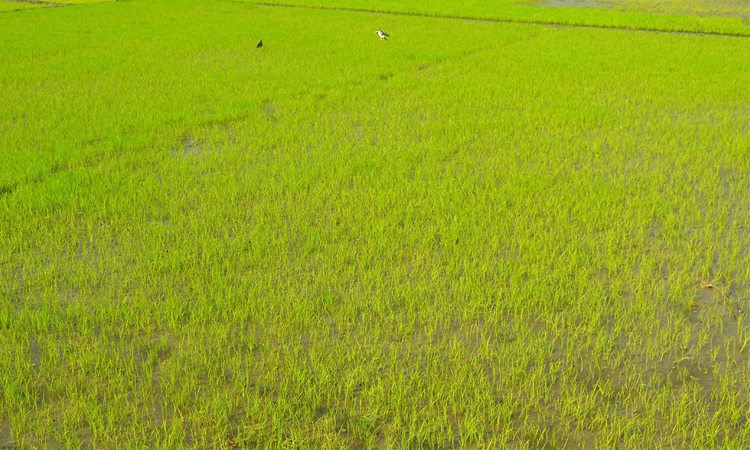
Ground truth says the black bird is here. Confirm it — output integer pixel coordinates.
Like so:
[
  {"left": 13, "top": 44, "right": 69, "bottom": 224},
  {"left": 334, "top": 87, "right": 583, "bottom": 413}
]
[
  {"left": 375, "top": 30, "right": 389, "bottom": 40},
  {"left": 256, "top": 41, "right": 263, "bottom": 48}
]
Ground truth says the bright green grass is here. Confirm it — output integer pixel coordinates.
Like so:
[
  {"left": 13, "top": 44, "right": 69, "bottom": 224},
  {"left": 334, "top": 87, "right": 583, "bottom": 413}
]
[
  {"left": 251, "top": 0, "right": 750, "bottom": 35},
  {"left": 2, "top": 0, "right": 749, "bottom": 449}
]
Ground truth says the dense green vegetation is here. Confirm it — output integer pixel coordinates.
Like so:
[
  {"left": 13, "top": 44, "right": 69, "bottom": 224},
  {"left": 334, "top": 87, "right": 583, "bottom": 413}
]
[{"left": 1, "top": 0, "right": 749, "bottom": 449}]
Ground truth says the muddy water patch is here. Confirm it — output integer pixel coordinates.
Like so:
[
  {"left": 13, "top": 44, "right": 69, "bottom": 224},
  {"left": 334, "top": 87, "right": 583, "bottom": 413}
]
[
  {"left": 176, "top": 133, "right": 202, "bottom": 157},
  {"left": 693, "top": 282, "right": 745, "bottom": 318},
  {"left": 263, "top": 99, "right": 278, "bottom": 123},
  {"left": 173, "top": 125, "right": 238, "bottom": 158}
]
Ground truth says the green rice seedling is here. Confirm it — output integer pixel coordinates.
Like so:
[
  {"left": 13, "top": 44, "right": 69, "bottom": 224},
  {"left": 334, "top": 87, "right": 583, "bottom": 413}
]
[{"left": 1, "top": 0, "right": 749, "bottom": 448}]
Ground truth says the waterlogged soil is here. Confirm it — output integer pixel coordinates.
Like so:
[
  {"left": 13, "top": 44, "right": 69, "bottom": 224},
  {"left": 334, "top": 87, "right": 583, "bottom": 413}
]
[
  {"left": 5, "top": 292, "right": 746, "bottom": 450},
  {"left": 687, "top": 284, "right": 747, "bottom": 381},
  {"left": 178, "top": 133, "right": 202, "bottom": 156}
]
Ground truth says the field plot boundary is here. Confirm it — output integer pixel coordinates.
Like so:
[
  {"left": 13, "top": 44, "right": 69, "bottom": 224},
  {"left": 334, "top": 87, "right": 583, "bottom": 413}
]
[
  {"left": 0, "top": 0, "right": 65, "bottom": 12},
  {"left": 255, "top": 1, "right": 750, "bottom": 36},
  {"left": 3, "top": 0, "right": 69, "bottom": 6},
  {"left": 0, "top": 0, "right": 124, "bottom": 11}
]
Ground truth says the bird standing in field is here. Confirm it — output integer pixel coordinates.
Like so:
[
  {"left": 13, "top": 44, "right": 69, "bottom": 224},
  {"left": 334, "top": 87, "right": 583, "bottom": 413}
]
[
  {"left": 256, "top": 41, "right": 263, "bottom": 48},
  {"left": 375, "top": 30, "right": 389, "bottom": 40}
]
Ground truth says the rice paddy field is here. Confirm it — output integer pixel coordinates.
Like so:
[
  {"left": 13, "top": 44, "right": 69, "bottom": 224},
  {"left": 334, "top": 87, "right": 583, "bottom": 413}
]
[{"left": 1, "top": 0, "right": 749, "bottom": 449}]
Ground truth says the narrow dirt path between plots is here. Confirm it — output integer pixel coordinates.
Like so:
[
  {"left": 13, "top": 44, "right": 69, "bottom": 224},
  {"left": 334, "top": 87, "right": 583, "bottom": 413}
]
[
  {"left": 3, "top": 0, "right": 69, "bottom": 6},
  {"left": 256, "top": 2, "right": 750, "bottom": 38}
]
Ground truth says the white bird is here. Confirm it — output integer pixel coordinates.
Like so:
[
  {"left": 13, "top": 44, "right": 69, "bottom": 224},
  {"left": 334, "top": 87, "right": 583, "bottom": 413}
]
[{"left": 375, "top": 30, "right": 389, "bottom": 40}]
